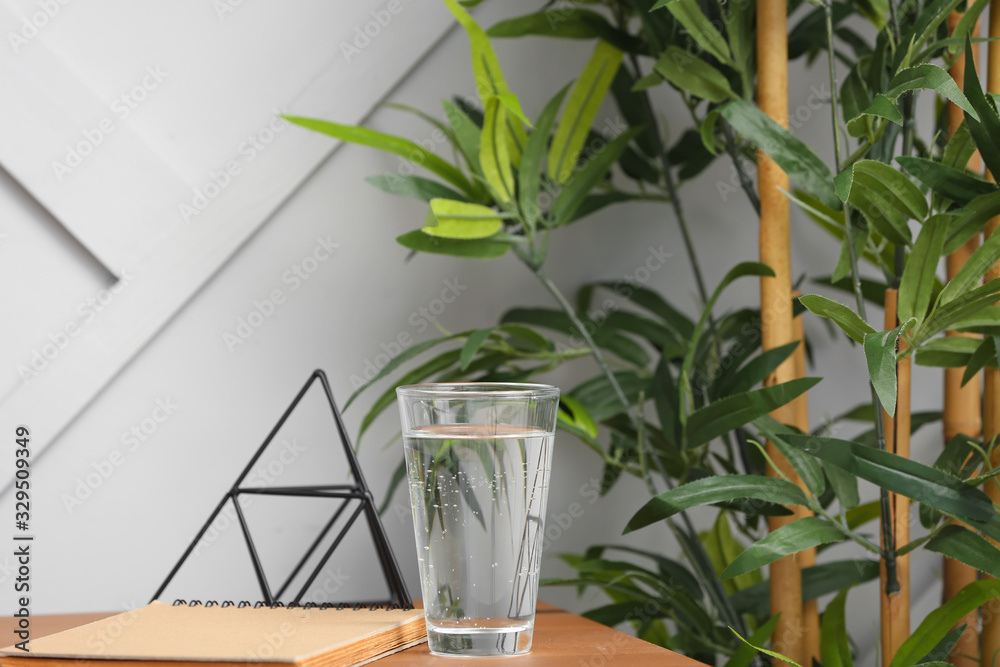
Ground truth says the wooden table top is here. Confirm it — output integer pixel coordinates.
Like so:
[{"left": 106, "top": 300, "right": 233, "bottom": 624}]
[{"left": 1, "top": 602, "right": 705, "bottom": 665}]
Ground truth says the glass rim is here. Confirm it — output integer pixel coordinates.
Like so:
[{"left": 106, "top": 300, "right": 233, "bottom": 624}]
[{"left": 396, "top": 382, "right": 560, "bottom": 399}]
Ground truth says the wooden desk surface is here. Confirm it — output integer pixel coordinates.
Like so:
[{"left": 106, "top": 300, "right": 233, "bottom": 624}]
[{"left": 1, "top": 603, "right": 705, "bottom": 665}]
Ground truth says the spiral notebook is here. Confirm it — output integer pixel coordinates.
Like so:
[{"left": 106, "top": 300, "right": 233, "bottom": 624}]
[{"left": 0, "top": 601, "right": 426, "bottom": 667}]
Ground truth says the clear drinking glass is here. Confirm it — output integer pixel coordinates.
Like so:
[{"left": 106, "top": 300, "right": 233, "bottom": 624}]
[{"left": 396, "top": 382, "right": 560, "bottom": 657}]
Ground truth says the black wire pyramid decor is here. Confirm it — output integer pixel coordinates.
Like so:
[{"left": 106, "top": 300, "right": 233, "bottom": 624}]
[{"left": 152, "top": 370, "right": 411, "bottom": 609}]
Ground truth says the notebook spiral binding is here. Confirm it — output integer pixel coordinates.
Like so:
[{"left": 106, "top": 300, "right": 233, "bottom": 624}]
[{"left": 171, "top": 599, "right": 414, "bottom": 611}]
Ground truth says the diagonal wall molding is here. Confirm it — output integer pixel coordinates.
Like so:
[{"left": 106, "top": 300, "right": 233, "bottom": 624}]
[{"left": 0, "top": 3, "right": 459, "bottom": 493}]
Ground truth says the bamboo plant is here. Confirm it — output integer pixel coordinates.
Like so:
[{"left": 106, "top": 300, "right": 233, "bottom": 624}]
[{"left": 285, "top": 0, "right": 1000, "bottom": 663}]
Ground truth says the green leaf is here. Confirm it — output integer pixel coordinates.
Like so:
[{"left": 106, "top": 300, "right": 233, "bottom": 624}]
[
  {"left": 442, "top": 0, "right": 513, "bottom": 100},
  {"left": 654, "top": 46, "right": 735, "bottom": 104},
  {"left": 344, "top": 331, "right": 468, "bottom": 409},
  {"left": 519, "top": 86, "right": 568, "bottom": 227},
  {"left": 730, "top": 559, "right": 880, "bottom": 616},
  {"left": 611, "top": 66, "right": 664, "bottom": 159},
  {"left": 718, "top": 341, "right": 801, "bottom": 396},
  {"left": 753, "top": 416, "right": 828, "bottom": 497},
  {"left": 898, "top": 216, "right": 947, "bottom": 323},
  {"left": 919, "top": 627, "right": 968, "bottom": 666},
  {"left": 487, "top": 9, "right": 606, "bottom": 39},
  {"left": 548, "top": 40, "right": 623, "bottom": 184},
  {"left": 459, "top": 328, "right": 495, "bottom": 371},
  {"left": 724, "top": 615, "right": 782, "bottom": 667},
  {"left": 729, "top": 628, "right": 804, "bottom": 667},
  {"left": 652, "top": 360, "right": 682, "bottom": 450},
  {"left": 814, "top": 276, "right": 889, "bottom": 307},
  {"left": 947, "top": 0, "right": 990, "bottom": 55},
  {"left": 396, "top": 230, "right": 510, "bottom": 258},
  {"left": 593, "top": 282, "right": 694, "bottom": 338},
  {"left": 284, "top": 117, "right": 478, "bottom": 198},
  {"left": 885, "top": 64, "right": 979, "bottom": 121},
  {"left": 422, "top": 199, "right": 505, "bottom": 239},
  {"left": 847, "top": 94, "right": 902, "bottom": 139},
  {"left": 943, "top": 120, "right": 976, "bottom": 171},
  {"left": 799, "top": 294, "right": 877, "bottom": 343},
  {"left": 632, "top": 72, "right": 662, "bottom": 91},
  {"left": 624, "top": 475, "right": 809, "bottom": 533},
  {"left": 864, "top": 325, "right": 905, "bottom": 417},
  {"left": 480, "top": 98, "right": 514, "bottom": 203},
  {"left": 654, "top": 0, "right": 733, "bottom": 65},
  {"left": 917, "top": 279, "right": 1000, "bottom": 344},
  {"left": 939, "top": 228, "right": 1000, "bottom": 306},
  {"left": 603, "top": 311, "right": 678, "bottom": 348},
  {"left": 962, "top": 337, "right": 999, "bottom": 386},
  {"left": 784, "top": 434, "right": 996, "bottom": 523},
  {"left": 915, "top": 337, "right": 981, "bottom": 368},
  {"left": 962, "top": 37, "right": 1000, "bottom": 181},
  {"left": 497, "top": 323, "right": 551, "bottom": 351},
  {"left": 850, "top": 0, "right": 889, "bottom": 28},
  {"left": 558, "top": 395, "right": 599, "bottom": 439},
  {"left": 365, "top": 174, "right": 468, "bottom": 203},
  {"left": 550, "top": 127, "right": 642, "bottom": 225},
  {"left": 897, "top": 157, "right": 997, "bottom": 207},
  {"left": 890, "top": 580, "right": 1000, "bottom": 667},
  {"left": 679, "top": 262, "right": 774, "bottom": 418},
  {"left": 841, "top": 66, "right": 872, "bottom": 133},
  {"left": 570, "top": 371, "right": 649, "bottom": 423},
  {"left": 377, "top": 459, "right": 407, "bottom": 515},
  {"left": 686, "top": 379, "right": 820, "bottom": 448},
  {"left": 833, "top": 160, "right": 927, "bottom": 245},
  {"left": 718, "top": 512, "right": 762, "bottom": 591},
  {"left": 954, "top": 305, "right": 1000, "bottom": 335},
  {"left": 944, "top": 190, "right": 1000, "bottom": 255},
  {"left": 564, "top": 192, "right": 637, "bottom": 225},
  {"left": 925, "top": 525, "right": 1000, "bottom": 579},
  {"left": 718, "top": 99, "right": 839, "bottom": 209},
  {"left": 722, "top": 517, "right": 844, "bottom": 579},
  {"left": 825, "top": 463, "right": 861, "bottom": 509},
  {"left": 442, "top": 99, "right": 483, "bottom": 177},
  {"left": 846, "top": 500, "right": 882, "bottom": 529},
  {"left": 358, "top": 348, "right": 462, "bottom": 439},
  {"left": 821, "top": 589, "right": 854, "bottom": 667}
]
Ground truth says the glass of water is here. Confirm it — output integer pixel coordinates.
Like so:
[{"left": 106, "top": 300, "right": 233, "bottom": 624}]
[{"left": 396, "top": 382, "right": 560, "bottom": 656}]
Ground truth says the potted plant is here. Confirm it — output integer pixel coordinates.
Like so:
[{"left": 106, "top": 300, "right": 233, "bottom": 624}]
[{"left": 286, "top": 0, "right": 1000, "bottom": 664}]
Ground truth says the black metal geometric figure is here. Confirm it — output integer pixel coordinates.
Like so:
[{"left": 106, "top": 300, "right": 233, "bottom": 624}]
[{"left": 151, "top": 370, "right": 411, "bottom": 609}]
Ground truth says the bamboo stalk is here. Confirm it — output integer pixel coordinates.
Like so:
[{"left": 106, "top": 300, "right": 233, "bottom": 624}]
[
  {"left": 881, "top": 289, "right": 911, "bottom": 664},
  {"left": 980, "top": 9, "right": 1000, "bottom": 665},
  {"left": 945, "top": 13, "right": 984, "bottom": 667},
  {"left": 791, "top": 293, "right": 819, "bottom": 665},
  {"left": 758, "top": 1, "right": 805, "bottom": 663}
]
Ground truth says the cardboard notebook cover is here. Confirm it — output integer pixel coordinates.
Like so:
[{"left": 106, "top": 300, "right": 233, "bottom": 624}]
[{"left": 0, "top": 602, "right": 426, "bottom": 667}]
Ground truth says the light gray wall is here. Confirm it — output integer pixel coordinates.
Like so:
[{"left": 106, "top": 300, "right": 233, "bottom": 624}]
[{"left": 0, "top": 3, "right": 952, "bottom": 659}]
